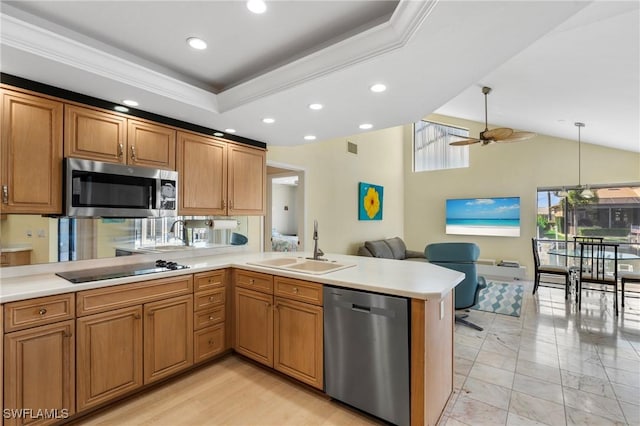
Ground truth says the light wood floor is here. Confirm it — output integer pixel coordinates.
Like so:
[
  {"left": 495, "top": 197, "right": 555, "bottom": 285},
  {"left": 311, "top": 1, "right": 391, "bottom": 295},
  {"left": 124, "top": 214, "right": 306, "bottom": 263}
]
[{"left": 75, "top": 355, "right": 382, "bottom": 425}]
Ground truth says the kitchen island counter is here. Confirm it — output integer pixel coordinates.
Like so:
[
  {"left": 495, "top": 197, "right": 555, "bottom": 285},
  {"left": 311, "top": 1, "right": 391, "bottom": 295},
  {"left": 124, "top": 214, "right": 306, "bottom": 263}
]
[{"left": 1, "top": 251, "right": 463, "bottom": 304}]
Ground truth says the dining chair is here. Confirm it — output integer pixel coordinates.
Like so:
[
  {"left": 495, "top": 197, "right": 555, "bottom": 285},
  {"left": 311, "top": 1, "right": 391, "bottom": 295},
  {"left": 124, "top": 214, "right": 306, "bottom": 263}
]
[
  {"left": 577, "top": 242, "right": 619, "bottom": 316},
  {"left": 531, "top": 238, "right": 571, "bottom": 299},
  {"left": 620, "top": 272, "right": 640, "bottom": 309}
]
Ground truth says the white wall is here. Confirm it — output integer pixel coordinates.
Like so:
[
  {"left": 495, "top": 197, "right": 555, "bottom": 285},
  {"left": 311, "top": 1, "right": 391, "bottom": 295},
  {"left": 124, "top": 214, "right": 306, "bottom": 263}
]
[
  {"left": 403, "top": 114, "right": 640, "bottom": 278},
  {"left": 266, "top": 126, "right": 406, "bottom": 254},
  {"left": 271, "top": 183, "right": 298, "bottom": 235}
]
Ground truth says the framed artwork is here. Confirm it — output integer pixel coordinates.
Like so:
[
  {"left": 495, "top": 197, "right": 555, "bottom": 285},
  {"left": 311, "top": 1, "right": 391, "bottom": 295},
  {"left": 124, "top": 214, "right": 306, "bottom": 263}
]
[{"left": 358, "top": 182, "right": 383, "bottom": 220}]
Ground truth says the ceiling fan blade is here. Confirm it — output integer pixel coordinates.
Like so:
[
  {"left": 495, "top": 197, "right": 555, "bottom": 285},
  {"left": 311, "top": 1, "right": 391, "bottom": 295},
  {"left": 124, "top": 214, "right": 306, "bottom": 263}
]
[
  {"left": 450, "top": 138, "right": 481, "bottom": 146},
  {"left": 495, "top": 131, "right": 537, "bottom": 143},
  {"left": 482, "top": 127, "right": 513, "bottom": 140}
]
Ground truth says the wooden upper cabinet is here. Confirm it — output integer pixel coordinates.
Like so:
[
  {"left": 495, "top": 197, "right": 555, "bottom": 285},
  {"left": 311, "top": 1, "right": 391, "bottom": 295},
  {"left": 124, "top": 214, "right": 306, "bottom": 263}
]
[
  {"left": 228, "top": 144, "right": 266, "bottom": 215},
  {"left": 1, "top": 88, "right": 63, "bottom": 214},
  {"left": 177, "top": 131, "right": 227, "bottom": 215},
  {"left": 127, "top": 120, "right": 176, "bottom": 170},
  {"left": 64, "top": 104, "right": 127, "bottom": 164}
]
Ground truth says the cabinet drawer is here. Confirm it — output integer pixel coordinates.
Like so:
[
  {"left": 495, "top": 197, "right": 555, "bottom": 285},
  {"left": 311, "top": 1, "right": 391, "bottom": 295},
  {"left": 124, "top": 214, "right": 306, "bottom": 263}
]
[
  {"left": 4, "top": 293, "right": 75, "bottom": 332},
  {"left": 194, "top": 269, "right": 226, "bottom": 292},
  {"left": 234, "top": 269, "right": 273, "bottom": 294},
  {"left": 77, "top": 275, "right": 193, "bottom": 316},
  {"left": 194, "top": 324, "right": 225, "bottom": 363},
  {"left": 194, "top": 305, "right": 225, "bottom": 330},
  {"left": 274, "top": 277, "right": 323, "bottom": 306},
  {"left": 194, "top": 288, "right": 226, "bottom": 312}
]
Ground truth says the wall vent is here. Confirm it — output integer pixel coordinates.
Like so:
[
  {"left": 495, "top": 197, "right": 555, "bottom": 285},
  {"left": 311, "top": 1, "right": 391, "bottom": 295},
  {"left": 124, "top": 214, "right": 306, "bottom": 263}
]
[{"left": 347, "top": 141, "right": 358, "bottom": 154}]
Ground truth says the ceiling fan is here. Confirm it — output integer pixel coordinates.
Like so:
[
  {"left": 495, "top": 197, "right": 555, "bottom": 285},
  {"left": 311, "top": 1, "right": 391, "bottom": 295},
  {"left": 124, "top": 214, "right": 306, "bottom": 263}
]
[{"left": 449, "top": 86, "right": 536, "bottom": 146}]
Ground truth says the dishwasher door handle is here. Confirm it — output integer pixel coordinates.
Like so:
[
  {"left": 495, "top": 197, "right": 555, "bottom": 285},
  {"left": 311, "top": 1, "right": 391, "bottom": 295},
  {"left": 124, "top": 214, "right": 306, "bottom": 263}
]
[{"left": 351, "top": 304, "right": 371, "bottom": 313}]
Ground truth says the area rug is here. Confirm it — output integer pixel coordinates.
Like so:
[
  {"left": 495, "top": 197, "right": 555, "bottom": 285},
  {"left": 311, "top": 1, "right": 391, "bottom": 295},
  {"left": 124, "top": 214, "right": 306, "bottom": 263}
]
[{"left": 471, "top": 281, "right": 524, "bottom": 317}]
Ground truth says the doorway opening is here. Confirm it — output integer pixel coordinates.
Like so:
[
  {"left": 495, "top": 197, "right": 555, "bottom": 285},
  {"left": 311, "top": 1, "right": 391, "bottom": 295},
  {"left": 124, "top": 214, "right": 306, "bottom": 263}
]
[{"left": 265, "top": 165, "right": 306, "bottom": 252}]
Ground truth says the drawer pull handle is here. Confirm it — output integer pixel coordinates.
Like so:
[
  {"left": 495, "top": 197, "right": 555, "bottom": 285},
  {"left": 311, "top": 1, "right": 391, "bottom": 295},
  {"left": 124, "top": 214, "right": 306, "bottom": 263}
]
[
  {"left": 2, "top": 185, "right": 8, "bottom": 204},
  {"left": 38, "top": 308, "right": 47, "bottom": 316},
  {"left": 130, "top": 145, "right": 137, "bottom": 161},
  {"left": 209, "top": 296, "right": 215, "bottom": 301},
  {"left": 208, "top": 279, "right": 213, "bottom": 284},
  {"left": 118, "top": 143, "right": 124, "bottom": 159},
  {"left": 249, "top": 279, "right": 255, "bottom": 284},
  {"left": 208, "top": 338, "right": 214, "bottom": 346},
  {"left": 208, "top": 316, "right": 214, "bottom": 321},
  {"left": 293, "top": 287, "right": 299, "bottom": 293}
]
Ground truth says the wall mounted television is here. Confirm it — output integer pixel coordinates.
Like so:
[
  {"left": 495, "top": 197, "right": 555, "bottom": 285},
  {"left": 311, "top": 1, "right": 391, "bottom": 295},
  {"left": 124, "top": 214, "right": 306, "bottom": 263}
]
[{"left": 446, "top": 197, "right": 521, "bottom": 237}]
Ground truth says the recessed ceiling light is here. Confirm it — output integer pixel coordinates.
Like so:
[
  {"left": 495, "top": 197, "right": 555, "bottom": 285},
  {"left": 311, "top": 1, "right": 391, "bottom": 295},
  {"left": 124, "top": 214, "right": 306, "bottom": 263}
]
[
  {"left": 359, "top": 123, "right": 373, "bottom": 130},
  {"left": 114, "top": 106, "right": 129, "bottom": 112},
  {"left": 122, "top": 99, "right": 138, "bottom": 107},
  {"left": 213, "top": 132, "right": 224, "bottom": 137},
  {"left": 225, "top": 128, "right": 236, "bottom": 133},
  {"left": 247, "top": 0, "right": 267, "bottom": 14},
  {"left": 262, "top": 118, "right": 275, "bottom": 124},
  {"left": 370, "top": 84, "right": 387, "bottom": 93},
  {"left": 309, "top": 103, "right": 323, "bottom": 110},
  {"left": 304, "top": 135, "right": 316, "bottom": 141},
  {"left": 187, "top": 37, "right": 207, "bottom": 50}
]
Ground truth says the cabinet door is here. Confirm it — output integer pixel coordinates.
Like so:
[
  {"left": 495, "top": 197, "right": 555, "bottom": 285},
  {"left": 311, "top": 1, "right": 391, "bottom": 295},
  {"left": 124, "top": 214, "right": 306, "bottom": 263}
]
[
  {"left": 176, "top": 131, "right": 226, "bottom": 215},
  {"left": 127, "top": 120, "right": 176, "bottom": 170},
  {"left": 234, "top": 287, "right": 273, "bottom": 367},
  {"left": 64, "top": 104, "right": 127, "bottom": 164},
  {"left": 1, "top": 89, "right": 63, "bottom": 214},
  {"left": 143, "top": 295, "right": 193, "bottom": 384},
  {"left": 274, "top": 298, "right": 323, "bottom": 389},
  {"left": 76, "top": 306, "right": 143, "bottom": 411},
  {"left": 228, "top": 144, "right": 266, "bottom": 215},
  {"left": 4, "top": 320, "right": 75, "bottom": 426}
]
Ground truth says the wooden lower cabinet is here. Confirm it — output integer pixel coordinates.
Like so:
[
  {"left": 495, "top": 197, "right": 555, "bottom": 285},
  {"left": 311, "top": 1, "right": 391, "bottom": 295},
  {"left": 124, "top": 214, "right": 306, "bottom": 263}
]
[
  {"left": 143, "top": 295, "right": 193, "bottom": 384},
  {"left": 234, "top": 287, "right": 273, "bottom": 367},
  {"left": 194, "top": 324, "right": 225, "bottom": 363},
  {"left": 3, "top": 320, "right": 75, "bottom": 426},
  {"left": 76, "top": 306, "right": 143, "bottom": 411},
  {"left": 273, "top": 297, "right": 323, "bottom": 389}
]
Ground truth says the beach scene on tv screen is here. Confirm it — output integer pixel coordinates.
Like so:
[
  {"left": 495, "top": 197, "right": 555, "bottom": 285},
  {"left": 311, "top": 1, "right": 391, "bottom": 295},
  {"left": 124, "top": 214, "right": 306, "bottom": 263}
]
[{"left": 446, "top": 197, "right": 521, "bottom": 237}]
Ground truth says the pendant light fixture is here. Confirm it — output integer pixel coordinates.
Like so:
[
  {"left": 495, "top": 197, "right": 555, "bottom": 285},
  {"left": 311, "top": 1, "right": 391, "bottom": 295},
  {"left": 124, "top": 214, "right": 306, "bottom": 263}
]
[{"left": 575, "top": 122, "right": 594, "bottom": 199}]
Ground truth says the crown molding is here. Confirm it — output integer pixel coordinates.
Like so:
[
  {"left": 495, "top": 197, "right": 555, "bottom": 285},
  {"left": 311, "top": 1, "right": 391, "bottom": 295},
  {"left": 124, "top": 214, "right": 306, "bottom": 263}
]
[
  {"left": 0, "top": 11, "right": 219, "bottom": 113},
  {"left": 217, "top": 0, "right": 437, "bottom": 111}
]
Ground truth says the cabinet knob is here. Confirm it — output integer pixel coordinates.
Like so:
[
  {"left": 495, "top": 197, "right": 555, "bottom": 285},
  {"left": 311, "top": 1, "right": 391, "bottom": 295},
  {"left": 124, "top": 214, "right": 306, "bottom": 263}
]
[
  {"left": 208, "top": 316, "right": 214, "bottom": 321},
  {"left": 130, "top": 145, "right": 137, "bottom": 161},
  {"left": 209, "top": 296, "right": 215, "bottom": 301},
  {"left": 118, "top": 143, "right": 124, "bottom": 159},
  {"left": 208, "top": 278, "right": 213, "bottom": 284},
  {"left": 222, "top": 200, "right": 226, "bottom": 209},
  {"left": 249, "top": 279, "right": 255, "bottom": 284},
  {"left": 63, "top": 332, "right": 72, "bottom": 338},
  {"left": 134, "top": 314, "right": 141, "bottom": 320},
  {"left": 208, "top": 338, "right": 214, "bottom": 346},
  {"left": 38, "top": 308, "right": 47, "bottom": 316},
  {"left": 293, "top": 287, "right": 299, "bottom": 293},
  {"left": 2, "top": 185, "right": 7, "bottom": 204}
]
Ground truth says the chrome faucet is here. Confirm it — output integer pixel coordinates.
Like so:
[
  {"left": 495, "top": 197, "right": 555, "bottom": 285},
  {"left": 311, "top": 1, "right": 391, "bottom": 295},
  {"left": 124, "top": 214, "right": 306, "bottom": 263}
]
[
  {"left": 170, "top": 220, "right": 189, "bottom": 246},
  {"left": 310, "top": 219, "right": 325, "bottom": 261}
]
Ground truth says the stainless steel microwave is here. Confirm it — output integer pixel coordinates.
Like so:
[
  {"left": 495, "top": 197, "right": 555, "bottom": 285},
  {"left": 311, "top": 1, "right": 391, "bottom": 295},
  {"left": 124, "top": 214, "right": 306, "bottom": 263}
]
[{"left": 65, "top": 158, "right": 178, "bottom": 217}]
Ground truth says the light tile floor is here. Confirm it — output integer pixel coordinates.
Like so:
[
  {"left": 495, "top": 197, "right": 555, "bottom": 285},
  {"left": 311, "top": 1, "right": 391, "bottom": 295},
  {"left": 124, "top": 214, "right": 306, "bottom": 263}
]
[{"left": 439, "top": 279, "right": 640, "bottom": 426}]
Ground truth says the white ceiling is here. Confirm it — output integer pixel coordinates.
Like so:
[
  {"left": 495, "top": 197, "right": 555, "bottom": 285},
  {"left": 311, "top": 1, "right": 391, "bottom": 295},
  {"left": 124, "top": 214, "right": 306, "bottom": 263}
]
[{"left": 1, "top": 1, "right": 638, "bottom": 153}]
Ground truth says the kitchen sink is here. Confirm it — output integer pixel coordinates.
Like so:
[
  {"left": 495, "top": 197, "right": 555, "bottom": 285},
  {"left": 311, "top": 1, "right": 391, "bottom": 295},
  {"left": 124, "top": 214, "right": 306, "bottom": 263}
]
[{"left": 247, "top": 258, "right": 355, "bottom": 275}]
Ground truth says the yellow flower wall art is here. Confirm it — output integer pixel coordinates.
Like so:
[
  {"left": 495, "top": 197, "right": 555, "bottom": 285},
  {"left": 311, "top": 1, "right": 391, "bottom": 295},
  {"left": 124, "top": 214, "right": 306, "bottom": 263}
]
[{"left": 358, "top": 182, "right": 383, "bottom": 220}]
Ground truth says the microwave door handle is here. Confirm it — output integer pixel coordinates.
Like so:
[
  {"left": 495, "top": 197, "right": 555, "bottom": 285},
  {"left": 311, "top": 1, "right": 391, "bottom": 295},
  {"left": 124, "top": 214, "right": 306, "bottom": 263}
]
[{"left": 149, "top": 186, "right": 153, "bottom": 209}]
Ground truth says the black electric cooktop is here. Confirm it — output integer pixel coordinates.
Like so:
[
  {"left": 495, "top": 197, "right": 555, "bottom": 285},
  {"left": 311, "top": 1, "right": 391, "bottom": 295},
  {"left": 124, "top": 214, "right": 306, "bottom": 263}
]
[{"left": 56, "top": 260, "right": 189, "bottom": 284}]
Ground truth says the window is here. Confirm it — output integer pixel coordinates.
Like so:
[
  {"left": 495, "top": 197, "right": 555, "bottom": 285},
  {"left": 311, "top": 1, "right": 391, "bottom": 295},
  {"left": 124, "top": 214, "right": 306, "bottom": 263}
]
[
  {"left": 536, "top": 184, "right": 640, "bottom": 268},
  {"left": 413, "top": 120, "right": 469, "bottom": 172}
]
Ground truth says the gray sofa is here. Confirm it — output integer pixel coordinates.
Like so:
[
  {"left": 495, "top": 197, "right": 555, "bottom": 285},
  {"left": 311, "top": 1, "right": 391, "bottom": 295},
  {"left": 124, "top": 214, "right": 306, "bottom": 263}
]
[{"left": 357, "top": 237, "right": 426, "bottom": 261}]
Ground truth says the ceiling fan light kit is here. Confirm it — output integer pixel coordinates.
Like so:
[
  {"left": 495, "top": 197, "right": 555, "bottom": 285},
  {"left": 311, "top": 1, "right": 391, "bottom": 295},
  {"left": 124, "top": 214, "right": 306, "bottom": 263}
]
[{"left": 449, "top": 86, "right": 536, "bottom": 146}]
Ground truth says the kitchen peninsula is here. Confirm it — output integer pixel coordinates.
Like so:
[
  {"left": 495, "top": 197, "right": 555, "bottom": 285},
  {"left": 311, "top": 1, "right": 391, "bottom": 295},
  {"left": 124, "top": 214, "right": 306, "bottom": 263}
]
[{"left": 1, "top": 250, "right": 463, "bottom": 426}]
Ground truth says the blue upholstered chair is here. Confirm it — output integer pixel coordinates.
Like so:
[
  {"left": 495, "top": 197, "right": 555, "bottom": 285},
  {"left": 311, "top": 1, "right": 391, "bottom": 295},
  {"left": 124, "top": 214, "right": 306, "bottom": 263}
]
[{"left": 425, "top": 242, "right": 487, "bottom": 331}]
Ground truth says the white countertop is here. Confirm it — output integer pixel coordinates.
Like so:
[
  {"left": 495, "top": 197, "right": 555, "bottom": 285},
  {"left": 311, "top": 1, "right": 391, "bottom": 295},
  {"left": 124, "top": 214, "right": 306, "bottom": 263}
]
[{"left": 0, "top": 251, "right": 464, "bottom": 303}]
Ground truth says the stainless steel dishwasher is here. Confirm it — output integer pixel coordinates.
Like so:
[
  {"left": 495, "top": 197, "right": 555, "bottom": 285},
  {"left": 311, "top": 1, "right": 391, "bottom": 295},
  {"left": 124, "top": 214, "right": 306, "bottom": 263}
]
[{"left": 324, "top": 285, "right": 410, "bottom": 426}]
